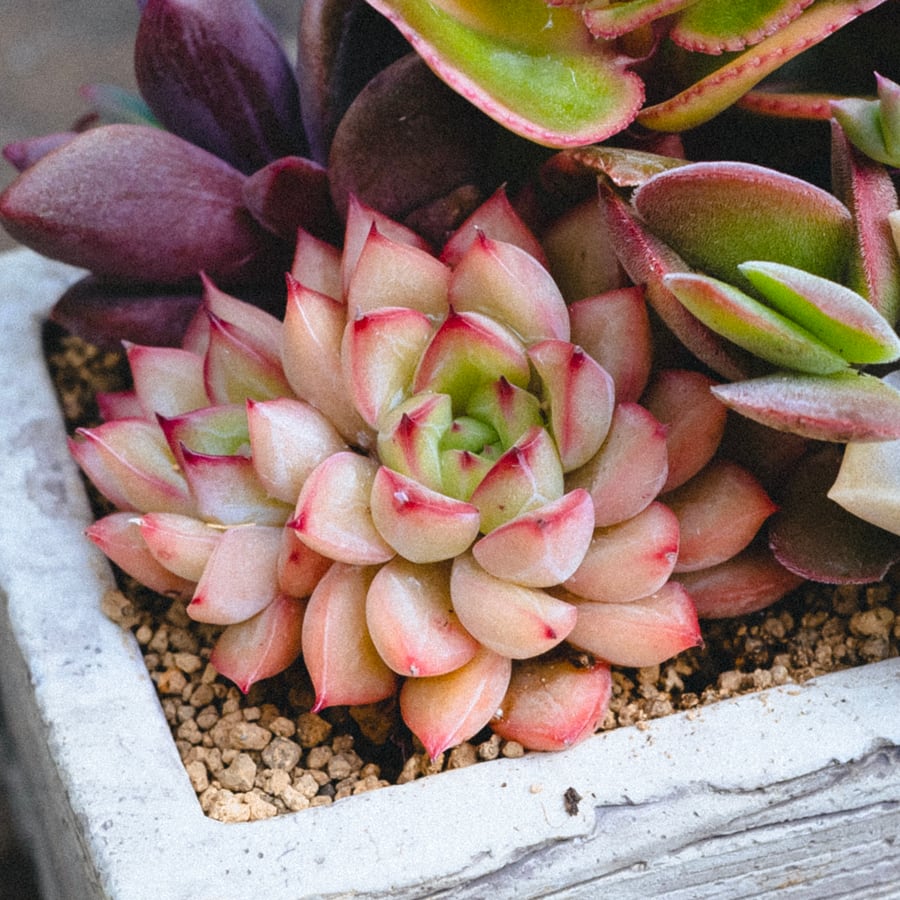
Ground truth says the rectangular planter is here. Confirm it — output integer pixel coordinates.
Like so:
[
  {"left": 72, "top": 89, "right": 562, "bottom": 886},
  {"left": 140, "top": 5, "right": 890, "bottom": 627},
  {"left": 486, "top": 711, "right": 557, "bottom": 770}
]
[{"left": 1, "top": 246, "right": 898, "bottom": 899}]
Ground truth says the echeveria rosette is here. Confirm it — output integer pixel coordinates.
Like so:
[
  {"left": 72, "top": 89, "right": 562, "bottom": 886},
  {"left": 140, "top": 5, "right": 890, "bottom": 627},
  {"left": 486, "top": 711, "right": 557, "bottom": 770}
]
[
  {"left": 70, "top": 194, "right": 784, "bottom": 758},
  {"left": 570, "top": 129, "right": 900, "bottom": 583}
]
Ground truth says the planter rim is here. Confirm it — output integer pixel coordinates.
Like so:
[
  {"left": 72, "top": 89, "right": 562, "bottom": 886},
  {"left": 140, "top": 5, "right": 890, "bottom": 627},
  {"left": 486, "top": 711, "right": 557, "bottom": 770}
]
[{"left": 1, "top": 246, "right": 898, "bottom": 899}]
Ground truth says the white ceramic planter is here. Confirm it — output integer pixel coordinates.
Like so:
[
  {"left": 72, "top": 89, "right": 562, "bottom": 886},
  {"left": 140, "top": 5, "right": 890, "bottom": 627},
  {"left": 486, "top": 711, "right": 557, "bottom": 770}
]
[{"left": 1, "top": 247, "right": 898, "bottom": 899}]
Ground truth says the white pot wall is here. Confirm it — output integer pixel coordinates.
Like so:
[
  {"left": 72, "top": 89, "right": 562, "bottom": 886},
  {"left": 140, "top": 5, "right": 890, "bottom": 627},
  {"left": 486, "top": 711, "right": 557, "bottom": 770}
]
[{"left": 1, "top": 248, "right": 898, "bottom": 899}]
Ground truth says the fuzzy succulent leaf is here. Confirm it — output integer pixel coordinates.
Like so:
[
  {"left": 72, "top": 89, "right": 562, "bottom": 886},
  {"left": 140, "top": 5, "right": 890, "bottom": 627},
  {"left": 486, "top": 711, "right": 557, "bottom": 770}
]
[
  {"left": 831, "top": 73, "right": 900, "bottom": 168},
  {"left": 663, "top": 272, "right": 852, "bottom": 375},
  {"left": 712, "top": 370, "right": 900, "bottom": 442},
  {"left": 738, "top": 260, "right": 900, "bottom": 365},
  {"left": 632, "top": 161, "right": 853, "bottom": 286},
  {"left": 600, "top": 180, "right": 756, "bottom": 381},
  {"left": 830, "top": 121, "right": 900, "bottom": 326}
]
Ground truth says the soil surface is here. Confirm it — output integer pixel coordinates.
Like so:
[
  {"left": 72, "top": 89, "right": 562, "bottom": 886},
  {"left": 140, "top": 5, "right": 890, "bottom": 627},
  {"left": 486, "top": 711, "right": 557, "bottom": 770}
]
[{"left": 46, "top": 324, "right": 900, "bottom": 823}]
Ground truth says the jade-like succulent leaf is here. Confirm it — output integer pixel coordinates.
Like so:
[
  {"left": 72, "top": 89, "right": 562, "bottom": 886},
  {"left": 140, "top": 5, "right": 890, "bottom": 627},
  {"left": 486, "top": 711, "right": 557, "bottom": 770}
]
[
  {"left": 491, "top": 657, "right": 612, "bottom": 753},
  {"left": 638, "top": 0, "right": 891, "bottom": 132},
  {"left": 362, "top": 0, "right": 644, "bottom": 147},
  {"left": 769, "top": 445, "right": 900, "bottom": 582},
  {"left": 633, "top": 161, "right": 852, "bottom": 285},
  {"left": 663, "top": 272, "right": 851, "bottom": 375},
  {"left": 670, "top": 0, "right": 814, "bottom": 53},
  {"left": 712, "top": 371, "right": 900, "bottom": 442},
  {"left": 738, "top": 261, "right": 900, "bottom": 364}
]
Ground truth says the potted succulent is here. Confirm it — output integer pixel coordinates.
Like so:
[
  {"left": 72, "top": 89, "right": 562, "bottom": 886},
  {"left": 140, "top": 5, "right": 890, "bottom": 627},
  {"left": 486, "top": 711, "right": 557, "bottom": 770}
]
[{"left": 1, "top": 0, "right": 898, "bottom": 896}]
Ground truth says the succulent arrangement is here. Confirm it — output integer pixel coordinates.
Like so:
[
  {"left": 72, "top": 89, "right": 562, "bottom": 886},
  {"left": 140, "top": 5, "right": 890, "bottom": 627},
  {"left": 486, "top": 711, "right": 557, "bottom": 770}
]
[{"left": 3, "top": 0, "right": 900, "bottom": 757}]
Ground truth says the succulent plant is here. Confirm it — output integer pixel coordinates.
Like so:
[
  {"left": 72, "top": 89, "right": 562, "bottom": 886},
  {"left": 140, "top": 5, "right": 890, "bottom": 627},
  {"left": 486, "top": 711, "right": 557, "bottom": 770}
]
[
  {"left": 552, "top": 118, "right": 900, "bottom": 585},
  {"left": 68, "top": 192, "right": 793, "bottom": 756},
  {"left": 2, "top": 0, "right": 895, "bottom": 350},
  {"left": 5, "top": 0, "right": 900, "bottom": 761},
  {"left": 362, "top": 0, "right": 891, "bottom": 144}
]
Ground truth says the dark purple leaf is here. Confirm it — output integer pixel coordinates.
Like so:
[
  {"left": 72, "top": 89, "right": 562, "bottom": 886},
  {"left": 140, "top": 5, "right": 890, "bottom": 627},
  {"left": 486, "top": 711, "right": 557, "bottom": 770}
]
[
  {"left": 50, "top": 277, "right": 203, "bottom": 348},
  {"left": 3, "top": 132, "right": 80, "bottom": 172},
  {"left": 327, "top": 54, "right": 506, "bottom": 245},
  {"left": 296, "top": 0, "right": 410, "bottom": 165},
  {"left": 0, "top": 124, "right": 276, "bottom": 284},
  {"left": 242, "top": 156, "right": 341, "bottom": 243},
  {"left": 768, "top": 444, "right": 900, "bottom": 583},
  {"left": 135, "top": 0, "right": 307, "bottom": 173}
]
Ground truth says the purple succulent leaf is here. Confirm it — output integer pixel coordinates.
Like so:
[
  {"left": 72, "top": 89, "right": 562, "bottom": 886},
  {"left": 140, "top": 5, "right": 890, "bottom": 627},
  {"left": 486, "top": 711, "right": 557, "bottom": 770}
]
[
  {"left": 2, "top": 132, "right": 80, "bottom": 172},
  {"left": 50, "top": 277, "right": 202, "bottom": 349},
  {"left": 830, "top": 121, "right": 900, "bottom": 326},
  {"left": 768, "top": 444, "right": 900, "bottom": 583},
  {"left": 0, "top": 124, "right": 276, "bottom": 284},
  {"left": 638, "top": 0, "right": 892, "bottom": 132},
  {"left": 242, "top": 155, "right": 341, "bottom": 243},
  {"left": 328, "top": 54, "right": 505, "bottom": 243},
  {"left": 134, "top": 0, "right": 307, "bottom": 173},
  {"left": 296, "top": 0, "right": 411, "bottom": 165}
]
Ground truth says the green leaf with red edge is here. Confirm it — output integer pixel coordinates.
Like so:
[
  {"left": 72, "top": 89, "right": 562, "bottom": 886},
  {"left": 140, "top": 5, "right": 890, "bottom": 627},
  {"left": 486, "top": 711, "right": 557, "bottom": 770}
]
[
  {"left": 768, "top": 444, "right": 900, "bottom": 583},
  {"left": 633, "top": 161, "right": 853, "bottom": 286},
  {"left": 638, "top": 0, "right": 891, "bottom": 132},
  {"left": 670, "top": 0, "right": 814, "bottom": 53},
  {"left": 663, "top": 271, "right": 851, "bottom": 375},
  {"left": 581, "top": 0, "right": 697, "bottom": 40},
  {"left": 362, "top": 0, "right": 644, "bottom": 147}
]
